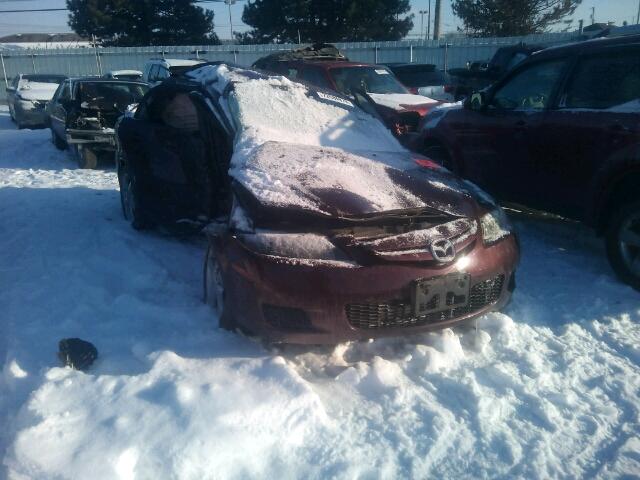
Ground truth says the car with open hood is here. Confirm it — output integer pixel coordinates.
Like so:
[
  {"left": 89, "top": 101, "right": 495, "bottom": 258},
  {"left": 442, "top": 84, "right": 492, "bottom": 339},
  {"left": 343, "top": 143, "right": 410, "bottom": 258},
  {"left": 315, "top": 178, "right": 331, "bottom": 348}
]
[
  {"left": 6, "top": 74, "right": 66, "bottom": 128},
  {"left": 47, "top": 77, "right": 149, "bottom": 168},
  {"left": 115, "top": 63, "right": 519, "bottom": 344}
]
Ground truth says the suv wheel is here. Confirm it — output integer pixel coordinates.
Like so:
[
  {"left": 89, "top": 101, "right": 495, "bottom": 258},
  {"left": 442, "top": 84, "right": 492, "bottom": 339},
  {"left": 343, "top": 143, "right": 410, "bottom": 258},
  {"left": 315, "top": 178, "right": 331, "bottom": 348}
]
[
  {"left": 204, "top": 244, "right": 234, "bottom": 330},
  {"left": 119, "top": 165, "right": 152, "bottom": 230},
  {"left": 74, "top": 145, "right": 98, "bottom": 169},
  {"left": 606, "top": 200, "right": 640, "bottom": 291}
]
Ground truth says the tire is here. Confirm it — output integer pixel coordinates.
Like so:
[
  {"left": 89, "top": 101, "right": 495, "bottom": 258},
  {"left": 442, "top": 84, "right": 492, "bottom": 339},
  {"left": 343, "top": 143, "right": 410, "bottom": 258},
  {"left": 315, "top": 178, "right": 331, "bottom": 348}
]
[
  {"left": 119, "top": 165, "right": 153, "bottom": 230},
  {"left": 204, "top": 244, "right": 234, "bottom": 330},
  {"left": 423, "top": 143, "right": 457, "bottom": 173},
  {"left": 74, "top": 145, "right": 98, "bottom": 169},
  {"left": 51, "top": 129, "right": 66, "bottom": 150},
  {"left": 605, "top": 200, "right": 640, "bottom": 291}
]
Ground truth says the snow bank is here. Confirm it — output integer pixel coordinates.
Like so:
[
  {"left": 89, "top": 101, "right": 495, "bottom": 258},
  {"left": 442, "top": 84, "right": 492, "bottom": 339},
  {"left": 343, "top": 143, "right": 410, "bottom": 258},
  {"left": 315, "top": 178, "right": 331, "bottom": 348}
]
[{"left": 2, "top": 107, "right": 640, "bottom": 479}]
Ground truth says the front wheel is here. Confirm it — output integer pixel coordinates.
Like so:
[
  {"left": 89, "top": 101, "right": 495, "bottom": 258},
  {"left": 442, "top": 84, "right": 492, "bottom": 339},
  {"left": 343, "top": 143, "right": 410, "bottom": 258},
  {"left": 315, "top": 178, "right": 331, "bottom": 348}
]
[
  {"left": 74, "top": 145, "right": 98, "bottom": 169},
  {"left": 204, "top": 244, "right": 234, "bottom": 330},
  {"left": 606, "top": 200, "right": 640, "bottom": 291},
  {"left": 119, "top": 166, "right": 152, "bottom": 230},
  {"left": 51, "top": 129, "right": 66, "bottom": 150}
]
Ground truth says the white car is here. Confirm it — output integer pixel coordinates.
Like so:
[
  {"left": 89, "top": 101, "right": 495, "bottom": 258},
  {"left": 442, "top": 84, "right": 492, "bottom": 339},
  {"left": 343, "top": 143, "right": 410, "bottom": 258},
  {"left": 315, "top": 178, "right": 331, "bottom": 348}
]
[
  {"left": 142, "top": 58, "right": 206, "bottom": 85},
  {"left": 6, "top": 73, "right": 67, "bottom": 128},
  {"left": 103, "top": 70, "right": 144, "bottom": 81}
]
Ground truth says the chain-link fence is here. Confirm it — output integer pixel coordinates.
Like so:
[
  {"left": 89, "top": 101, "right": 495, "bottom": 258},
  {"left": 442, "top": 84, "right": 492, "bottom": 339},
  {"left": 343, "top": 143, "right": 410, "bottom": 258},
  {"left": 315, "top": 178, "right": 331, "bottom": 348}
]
[{"left": 0, "top": 32, "right": 578, "bottom": 102}]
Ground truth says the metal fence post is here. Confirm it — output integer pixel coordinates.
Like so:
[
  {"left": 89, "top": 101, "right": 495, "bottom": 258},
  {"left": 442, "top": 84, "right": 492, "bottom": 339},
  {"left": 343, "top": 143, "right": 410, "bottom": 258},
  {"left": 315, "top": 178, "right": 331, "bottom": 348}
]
[
  {"left": 0, "top": 52, "right": 8, "bottom": 87},
  {"left": 31, "top": 53, "right": 37, "bottom": 73},
  {"left": 409, "top": 44, "right": 413, "bottom": 63},
  {"left": 374, "top": 45, "right": 378, "bottom": 64}
]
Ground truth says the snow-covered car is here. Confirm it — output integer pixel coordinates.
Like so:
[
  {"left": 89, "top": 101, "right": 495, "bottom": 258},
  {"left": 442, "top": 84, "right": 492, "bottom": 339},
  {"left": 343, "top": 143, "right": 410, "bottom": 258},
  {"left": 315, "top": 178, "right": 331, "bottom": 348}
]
[
  {"left": 103, "top": 70, "right": 144, "bottom": 81},
  {"left": 47, "top": 77, "right": 149, "bottom": 168},
  {"left": 5, "top": 74, "right": 66, "bottom": 128},
  {"left": 115, "top": 64, "right": 519, "bottom": 344}
]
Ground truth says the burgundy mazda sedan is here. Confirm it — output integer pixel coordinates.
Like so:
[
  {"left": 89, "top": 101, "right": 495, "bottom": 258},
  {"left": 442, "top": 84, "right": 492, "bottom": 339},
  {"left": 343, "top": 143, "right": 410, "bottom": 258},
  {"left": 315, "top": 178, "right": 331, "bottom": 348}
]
[{"left": 116, "top": 64, "right": 519, "bottom": 344}]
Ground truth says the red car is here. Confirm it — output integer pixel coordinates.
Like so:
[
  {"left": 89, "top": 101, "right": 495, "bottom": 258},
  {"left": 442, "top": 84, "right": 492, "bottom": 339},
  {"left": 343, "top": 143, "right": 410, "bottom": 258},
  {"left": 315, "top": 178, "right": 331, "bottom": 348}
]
[
  {"left": 418, "top": 34, "right": 640, "bottom": 290},
  {"left": 116, "top": 64, "right": 519, "bottom": 344},
  {"left": 253, "top": 46, "right": 441, "bottom": 141}
]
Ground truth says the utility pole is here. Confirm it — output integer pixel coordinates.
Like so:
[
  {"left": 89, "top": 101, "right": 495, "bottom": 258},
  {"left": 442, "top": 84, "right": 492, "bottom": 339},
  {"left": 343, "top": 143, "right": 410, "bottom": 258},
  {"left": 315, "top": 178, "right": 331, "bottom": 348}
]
[
  {"left": 433, "top": 0, "right": 442, "bottom": 40},
  {"left": 636, "top": 0, "right": 639, "bottom": 24},
  {"left": 419, "top": 10, "right": 428, "bottom": 41},
  {"left": 591, "top": 6, "right": 595, "bottom": 24},
  {"left": 225, "top": 0, "right": 236, "bottom": 42}
]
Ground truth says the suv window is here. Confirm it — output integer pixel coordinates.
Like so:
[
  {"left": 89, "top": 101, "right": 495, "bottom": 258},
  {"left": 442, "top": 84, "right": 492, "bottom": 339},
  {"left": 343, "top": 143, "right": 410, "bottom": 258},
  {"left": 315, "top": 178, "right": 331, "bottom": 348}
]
[
  {"left": 149, "top": 65, "right": 160, "bottom": 81},
  {"left": 564, "top": 49, "right": 640, "bottom": 109},
  {"left": 59, "top": 81, "right": 71, "bottom": 102},
  {"left": 491, "top": 59, "right": 566, "bottom": 111},
  {"left": 299, "top": 67, "right": 331, "bottom": 89}
]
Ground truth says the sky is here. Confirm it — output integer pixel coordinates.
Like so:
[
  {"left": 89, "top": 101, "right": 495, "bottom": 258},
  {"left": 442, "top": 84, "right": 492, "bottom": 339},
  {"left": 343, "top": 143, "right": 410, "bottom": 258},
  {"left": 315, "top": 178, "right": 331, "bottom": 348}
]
[{"left": 0, "top": 0, "right": 637, "bottom": 39}]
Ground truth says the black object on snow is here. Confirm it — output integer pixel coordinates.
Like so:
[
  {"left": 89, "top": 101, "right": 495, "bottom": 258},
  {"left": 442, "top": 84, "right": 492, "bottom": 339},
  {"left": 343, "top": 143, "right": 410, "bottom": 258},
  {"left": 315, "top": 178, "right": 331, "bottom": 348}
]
[{"left": 58, "top": 338, "right": 98, "bottom": 371}]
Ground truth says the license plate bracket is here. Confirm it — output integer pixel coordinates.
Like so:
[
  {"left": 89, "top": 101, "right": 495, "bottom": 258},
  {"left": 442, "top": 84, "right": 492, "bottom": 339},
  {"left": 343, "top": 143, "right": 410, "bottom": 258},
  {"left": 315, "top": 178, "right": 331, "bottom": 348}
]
[{"left": 412, "top": 273, "right": 470, "bottom": 316}]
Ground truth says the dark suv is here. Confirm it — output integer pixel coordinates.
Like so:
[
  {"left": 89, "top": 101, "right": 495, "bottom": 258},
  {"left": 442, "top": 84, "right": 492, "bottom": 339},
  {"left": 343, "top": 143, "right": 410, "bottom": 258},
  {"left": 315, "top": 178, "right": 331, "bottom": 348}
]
[{"left": 420, "top": 34, "right": 640, "bottom": 289}]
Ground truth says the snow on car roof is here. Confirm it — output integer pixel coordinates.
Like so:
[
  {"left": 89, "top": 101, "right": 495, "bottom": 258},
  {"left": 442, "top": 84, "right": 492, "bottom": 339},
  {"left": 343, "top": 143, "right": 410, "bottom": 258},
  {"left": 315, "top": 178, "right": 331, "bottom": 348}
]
[{"left": 187, "top": 64, "right": 425, "bottom": 216}]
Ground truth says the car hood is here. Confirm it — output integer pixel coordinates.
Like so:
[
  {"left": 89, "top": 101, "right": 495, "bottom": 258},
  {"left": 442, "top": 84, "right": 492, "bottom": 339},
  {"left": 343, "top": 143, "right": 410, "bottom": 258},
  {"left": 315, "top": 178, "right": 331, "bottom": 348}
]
[
  {"left": 230, "top": 141, "right": 480, "bottom": 225},
  {"left": 369, "top": 92, "right": 440, "bottom": 114}
]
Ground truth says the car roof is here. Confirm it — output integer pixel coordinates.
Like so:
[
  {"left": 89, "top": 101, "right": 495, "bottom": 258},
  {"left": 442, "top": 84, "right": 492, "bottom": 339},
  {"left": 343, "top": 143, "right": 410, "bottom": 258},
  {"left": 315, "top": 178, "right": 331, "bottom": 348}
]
[
  {"left": 148, "top": 58, "right": 205, "bottom": 67},
  {"left": 69, "top": 77, "right": 149, "bottom": 85},
  {"left": 531, "top": 33, "right": 640, "bottom": 60},
  {"left": 106, "top": 69, "right": 142, "bottom": 75},
  {"left": 287, "top": 60, "right": 388, "bottom": 69}
]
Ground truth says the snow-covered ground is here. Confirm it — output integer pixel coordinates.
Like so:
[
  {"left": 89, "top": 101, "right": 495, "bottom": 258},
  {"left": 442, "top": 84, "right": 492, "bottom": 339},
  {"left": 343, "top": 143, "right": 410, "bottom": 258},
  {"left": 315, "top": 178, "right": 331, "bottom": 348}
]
[{"left": 0, "top": 104, "right": 639, "bottom": 479}]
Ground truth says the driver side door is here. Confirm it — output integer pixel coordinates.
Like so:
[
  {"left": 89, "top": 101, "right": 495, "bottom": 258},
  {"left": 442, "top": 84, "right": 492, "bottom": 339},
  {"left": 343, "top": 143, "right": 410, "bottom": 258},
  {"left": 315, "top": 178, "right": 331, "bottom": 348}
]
[{"left": 463, "top": 58, "right": 568, "bottom": 204}]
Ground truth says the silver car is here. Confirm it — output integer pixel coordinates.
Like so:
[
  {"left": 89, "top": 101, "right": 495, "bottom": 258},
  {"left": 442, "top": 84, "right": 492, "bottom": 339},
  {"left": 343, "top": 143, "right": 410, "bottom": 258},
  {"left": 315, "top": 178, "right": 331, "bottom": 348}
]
[{"left": 6, "top": 74, "right": 66, "bottom": 128}]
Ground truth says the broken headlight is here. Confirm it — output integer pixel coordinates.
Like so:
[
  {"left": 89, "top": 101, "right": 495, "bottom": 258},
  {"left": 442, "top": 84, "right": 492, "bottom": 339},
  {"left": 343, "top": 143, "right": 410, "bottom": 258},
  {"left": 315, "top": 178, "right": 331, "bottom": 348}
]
[{"left": 480, "top": 208, "right": 512, "bottom": 245}]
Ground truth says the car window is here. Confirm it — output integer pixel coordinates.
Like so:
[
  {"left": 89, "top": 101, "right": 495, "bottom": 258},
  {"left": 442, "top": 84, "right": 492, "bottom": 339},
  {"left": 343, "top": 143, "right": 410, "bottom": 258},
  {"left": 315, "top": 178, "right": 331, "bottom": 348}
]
[
  {"left": 150, "top": 66, "right": 158, "bottom": 80},
  {"left": 564, "top": 49, "right": 640, "bottom": 110},
  {"left": 157, "top": 66, "right": 171, "bottom": 79},
  {"left": 59, "top": 82, "right": 71, "bottom": 102},
  {"left": 329, "top": 66, "right": 408, "bottom": 95},
  {"left": 491, "top": 59, "right": 566, "bottom": 111},
  {"left": 299, "top": 67, "right": 331, "bottom": 89}
]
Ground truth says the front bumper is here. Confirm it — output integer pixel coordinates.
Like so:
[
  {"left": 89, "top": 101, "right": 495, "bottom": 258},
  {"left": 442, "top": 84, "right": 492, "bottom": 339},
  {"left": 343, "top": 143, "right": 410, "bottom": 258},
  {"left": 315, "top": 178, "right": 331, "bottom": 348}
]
[
  {"left": 66, "top": 128, "right": 116, "bottom": 150},
  {"left": 214, "top": 234, "right": 519, "bottom": 344}
]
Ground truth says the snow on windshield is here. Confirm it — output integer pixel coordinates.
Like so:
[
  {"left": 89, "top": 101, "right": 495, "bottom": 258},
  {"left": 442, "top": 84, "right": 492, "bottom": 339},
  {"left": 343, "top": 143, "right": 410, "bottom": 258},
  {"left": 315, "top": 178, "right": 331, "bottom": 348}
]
[{"left": 229, "top": 75, "right": 404, "bottom": 153}]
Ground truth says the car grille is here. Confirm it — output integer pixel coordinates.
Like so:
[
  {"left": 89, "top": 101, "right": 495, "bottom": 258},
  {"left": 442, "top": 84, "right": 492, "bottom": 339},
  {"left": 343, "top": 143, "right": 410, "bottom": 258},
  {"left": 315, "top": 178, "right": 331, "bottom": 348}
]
[{"left": 346, "top": 274, "right": 505, "bottom": 329}]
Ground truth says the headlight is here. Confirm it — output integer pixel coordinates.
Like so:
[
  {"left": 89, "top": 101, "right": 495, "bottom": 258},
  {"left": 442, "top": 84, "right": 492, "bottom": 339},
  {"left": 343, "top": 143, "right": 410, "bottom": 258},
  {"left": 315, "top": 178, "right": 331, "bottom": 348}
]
[
  {"left": 480, "top": 208, "right": 512, "bottom": 245},
  {"left": 239, "top": 232, "right": 348, "bottom": 261}
]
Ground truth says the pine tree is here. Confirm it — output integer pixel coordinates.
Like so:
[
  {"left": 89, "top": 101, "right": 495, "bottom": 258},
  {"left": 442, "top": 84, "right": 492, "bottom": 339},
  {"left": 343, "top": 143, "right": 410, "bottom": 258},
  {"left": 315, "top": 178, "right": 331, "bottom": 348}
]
[
  {"left": 239, "top": 0, "right": 413, "bottom": 44},
  {"left": 452, "top": 0, "right": 582, "bottom": 37},
  {"left": 67, "top": 0, "right": 220, "bottom": 46}
]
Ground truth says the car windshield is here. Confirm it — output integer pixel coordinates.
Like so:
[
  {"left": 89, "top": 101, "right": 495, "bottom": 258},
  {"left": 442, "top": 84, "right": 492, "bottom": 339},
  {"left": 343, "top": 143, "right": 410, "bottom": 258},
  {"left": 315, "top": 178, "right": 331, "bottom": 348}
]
[
  {"left": 329, "top": 66, "right": 408, "bottom": 95},
  {"left": 227, "top": 75, "right": 404, "bottom": 153},
  {"left": 21, "top": 75, "right": 65, "bottom": 85},
  {"left": 78, "top": 82, "right": 149, "bottom": 111}
]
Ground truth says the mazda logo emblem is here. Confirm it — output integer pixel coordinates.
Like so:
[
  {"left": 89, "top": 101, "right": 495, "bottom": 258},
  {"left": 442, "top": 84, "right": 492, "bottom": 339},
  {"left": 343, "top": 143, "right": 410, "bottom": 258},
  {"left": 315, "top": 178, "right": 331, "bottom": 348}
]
[{"left": 430, "top": 238, "right": 456, "bottom": 263}]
